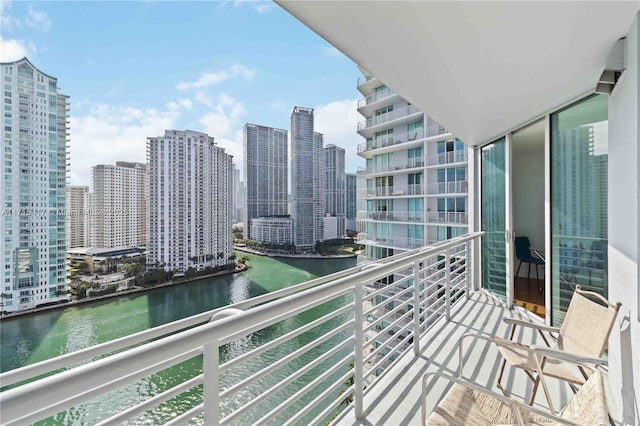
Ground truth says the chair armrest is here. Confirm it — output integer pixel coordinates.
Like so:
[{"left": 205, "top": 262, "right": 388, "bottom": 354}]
[
  {"left": 421, "top": 371, "right": 581, "bottom": 426},
  {"left": 530, "top": 346, "right": 608, "bottom": 367},
  {"left": 503, "top": 317, "right": 560, "bottom": 334}
]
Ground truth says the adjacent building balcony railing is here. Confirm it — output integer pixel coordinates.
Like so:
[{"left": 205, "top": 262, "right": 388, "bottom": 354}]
[
  {"left": 0, "top": 233, "right": 482, "bottom": 426},
  {"left": 358, "top": 184, "right": 423, "bottom": 198},
  {"left": 355, "top": 160, "right": 425, "bottom": 176},
  {"left": 357, "top": 87, "right": 396, "bottom": 108},
  {"left": 426, "top": 150, "right": 468, "bottom": 166},
  {"left": 357, "top": 210, "right": 425, "bottom": 223},
  {"left": 426, "top": 211, "right": 468, "bottom": 225},
  {"left": 357, "top": 233, "right": 425, "bottom": 250},
  {"left": 357, "top": 105, "right": 421, "bottom": 131},
  {"left": 426, "top": 181, "right": 469, "bottom": 195},
  {"left": 357, "top": 125, "right": 450, "bottom": 154}
]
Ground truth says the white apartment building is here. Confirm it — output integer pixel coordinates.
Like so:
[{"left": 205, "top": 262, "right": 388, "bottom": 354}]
[
  {"left": 355, "top": 69, "right": 468, "bottom": 262},
  {"left": 243, "top": 123, "right": 288, "bottom": 240},
  {"left": 147, "top": 130, "right": 233, "bottom": 273},
  {"left": 324, "top": 144, "right": 346, "bottom": 239},
  {"left": 91, "top": 161, "right": 147, "bottom": 248},
  {"left": 290, "top": 107, "right": 324, "bottom": 250},
  {"left": 250, "top": 216, "right": 293, "bottom": 245},
  {"left": 0, "top": 58, "right": 69, "bottom": 313},
  {"left": 66, "top": 186, "right": 91, "bottom": 249}
]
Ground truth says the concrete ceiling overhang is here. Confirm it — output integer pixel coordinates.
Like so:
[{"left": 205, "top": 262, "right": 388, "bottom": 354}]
[{"left": 276, "top": 1, "right": 639, "bottom": 146}]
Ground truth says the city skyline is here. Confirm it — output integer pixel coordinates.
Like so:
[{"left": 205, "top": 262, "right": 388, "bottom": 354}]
[{"left": 0, "top": 1, "right": 363, "bottom": 187}]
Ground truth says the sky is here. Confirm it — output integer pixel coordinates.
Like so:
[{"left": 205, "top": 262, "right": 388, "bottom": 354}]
[{"left": 0, "top": 0, "right": 364, "bottom": 186}]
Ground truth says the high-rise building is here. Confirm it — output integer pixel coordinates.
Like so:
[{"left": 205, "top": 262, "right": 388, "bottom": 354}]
[
  {"left": 243, "top": 123, "right": 288, "bottom": 239},
  {"left": 290, "top": 107, "right": 324, "bottom": 250},
  {"left": 67, "top": 186, "right": 91, "bottom": 249},
  {"left": 323, "top": 144, "right": 346, "bottom": 238},
  {"left": 91, "top": 161, "right": 148, "bottom": 248},
  {"left": 147, "top": 130, "right": 232, "bottom": 273},
  {"left": 0, "top": 58, "right": 70, "bottom": 313},
  {"left": 233, "top": 166, "right": 243, "bottom": 223},
  {"left": 355, "top": 69, "right": 469, "bottom": 262},
  {"left": 345, "top": 173, "right": 357, "bottom": 233}
]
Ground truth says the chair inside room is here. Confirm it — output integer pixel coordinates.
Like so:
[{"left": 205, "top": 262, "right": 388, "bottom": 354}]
[
  {"left": 494, "top": 285, "right": 621, "bottom": 409},
  {"left": 514, "top": 236, "right": 544, "bottom": 291}
]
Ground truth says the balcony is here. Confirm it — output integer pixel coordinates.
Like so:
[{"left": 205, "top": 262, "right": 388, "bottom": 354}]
[
  {"left": 0, "top": 233, "right": 576, "bottom": 425},
  {"left": 357, "top": 105, "right": 422, "bottom": 139},
  {"left": 358, "top": 184, "right": 423, "bottom": 198},
  {"left": 355, "top": 160, "right": 425, "bottom": 176},
  {"left": 426, "top": 211, "right": 469, "bottom": 225},
  {"left": 357, "top": 88, "right": 399, "bottom": 116},
  {"left": 425, "top": 181, "right": 469, "bottom": 195},
  {"left": 427, "top": 150, "right": 468, "bottom": 166},
  {"left": 357, "top": 125, "right": 451, "bottom": 157},
  {"left": 356, "top": 233, "right": 424, "bottom": 250},
  {"left": 357, "top": 210, "right": 425, "bottom": 223}
]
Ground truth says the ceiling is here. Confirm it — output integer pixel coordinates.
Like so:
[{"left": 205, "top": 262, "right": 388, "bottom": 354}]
[{"left": 276, "top": 1, "right": 638, "bottom": 146}]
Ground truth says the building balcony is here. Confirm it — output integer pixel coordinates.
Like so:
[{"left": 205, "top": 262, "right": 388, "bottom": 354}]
[
  {"left": 355, "top": 160, "right": 426, "bottom": 177},
  {"left": 358, "top": 184, "right": 423, "bottom": 198},
  {"left": 357, "top": 210, "right": 425, "bottom": 223},
  {"left": 356, "top": 88, "right": 400, "bottom": 116},
  {"left": 426, "top": 211, "right": 468, "bottom": 225},
  {"left": 0, "top": 233, "right": 577, "bottom": 425},
  {"left": 357, "top": 233, "right": 424, "bottom": 250},
  {"left": 356, "top": 75, "right": 379, "bottom": 96},
  {"left": 426, "top": 150, "right": 468, "bottom": 166},
  {"left": 425, "top": 181, "right": 469, "bottom": 195},
  {"left": 357, "top": 105, "right": 422, "bottom": 139}
]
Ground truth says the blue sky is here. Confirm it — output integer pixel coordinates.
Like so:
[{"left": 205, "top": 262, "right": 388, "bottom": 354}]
[{"left": 0, "top": 0, "right": 364, "bottom": 186}]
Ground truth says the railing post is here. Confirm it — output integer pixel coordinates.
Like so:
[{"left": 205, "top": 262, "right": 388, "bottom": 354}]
[
  {"left": 445, "top": 248, "right": 451, "bottom": 320},
  {"left": 354, "top": 282, "right": 364, "bottom": 419},
  {"left": 202, "top": 342, "right": 219, "bottom": 425},
  {"left": 466, "top": 240, "right": 472, "bottom": 299},
  {"left": 413, "top": 260, "right": 420, "bottom": 355}
]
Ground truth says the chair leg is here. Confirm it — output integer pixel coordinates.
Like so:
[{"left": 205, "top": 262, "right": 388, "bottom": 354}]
[
  {"left": 496, "top": 358, "right": 508, "bottom": 395},
  {"left": 516, "top": 261, "right": 522, "bottom": 278},
  {"left": 528, "top": 263, "right": 532, "bottom": 282},
  {"left": 529, "top": 375, "right": 540, "bottom": 405}
]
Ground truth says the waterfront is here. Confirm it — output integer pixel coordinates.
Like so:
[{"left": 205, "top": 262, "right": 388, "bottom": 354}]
[{"left": 0, "top": 253, "right": 356, "bottom": 425}]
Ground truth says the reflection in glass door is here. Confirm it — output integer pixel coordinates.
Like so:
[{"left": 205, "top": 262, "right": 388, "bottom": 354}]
[
  {"left": 550, "top": 94, "right": 608, "bottom": 326},
  {"left": 481, "top": 138, "right": 507, "bottom": 298}
]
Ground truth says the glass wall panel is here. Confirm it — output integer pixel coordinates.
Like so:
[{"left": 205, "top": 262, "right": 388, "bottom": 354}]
[
  {"left": 481, "top": 138, "right": 507, "bottom": 298},
  {"left": 551, "top": 94, "right": 608, "bottom": 325}
]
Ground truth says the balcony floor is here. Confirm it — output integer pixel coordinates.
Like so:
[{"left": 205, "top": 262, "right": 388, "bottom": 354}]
[{"left": 337, "top": 290, "right": 581, "bottom": 425}]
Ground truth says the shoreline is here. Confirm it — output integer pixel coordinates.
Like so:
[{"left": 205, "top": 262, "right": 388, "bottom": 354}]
[
  {"left": 234, "top": 245, "right": 360, "bottom": 259},
  {"left": 0, "top": 263, "right": 249, "bottom": 322}
]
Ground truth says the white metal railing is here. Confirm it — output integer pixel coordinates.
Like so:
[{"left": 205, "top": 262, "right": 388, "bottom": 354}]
[
  {"left": 358, "top": 184, "right": 423, "bottom": 198},
  {"left": 357, "top": 105, "right": 421, "bottom": 131},
  {"left": 357, "top": 210, "right": 425, "bottom": 223},
  {"left": 426, "top": 211, "right": 469, "bottom": 225},
  {"left": 427, "top": 150, "right": 468, "bottom": 166},
  {"left": 357, "top": 233, "right": 424, "bottom": 250},
  {"left": 426, "top": 181, "right": 469, "bottom": 195},
  {"left": 357, "top": 87, "right": 396, "bottom": 108},
  {"left": 0, "top": 233, "right": 482, "bottom": 426}
]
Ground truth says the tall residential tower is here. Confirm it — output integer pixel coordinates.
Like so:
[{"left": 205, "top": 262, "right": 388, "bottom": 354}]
[
  {"left": 92, "top": 161, "right": 148, "bottom": 248},
  {"left": 147, "top": 130, "right": 232, "bottom": 273},
  {"left": 290, "top": 107, "right": 324, "bottom": 250},
  {"left": 67, "top": 186, "right": 91, "bottom": 249},
  {"left": 323, "top": 144, "right": 346, "bottom": 239},
  {"left": 243, "top": 123, "right": 288, "bottom": 240},
  {"left": 0, "top": 58, "right": 69, "bottom": 313}
]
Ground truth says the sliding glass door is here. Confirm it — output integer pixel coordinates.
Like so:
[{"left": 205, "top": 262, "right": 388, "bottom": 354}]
[
  {"left": 550, "top": 94, "right": 608, "bottom": 325},
  {"left": 481, "top": 138, "right": 508, "bottom": 299}
]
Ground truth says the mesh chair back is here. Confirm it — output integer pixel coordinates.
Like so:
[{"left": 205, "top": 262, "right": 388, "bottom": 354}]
[{"left": 558, "top": 290, "right": 619, "bottom": 357}]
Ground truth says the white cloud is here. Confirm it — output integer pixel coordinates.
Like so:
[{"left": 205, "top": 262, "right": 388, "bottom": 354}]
[
  {"left": 25, "top": 4, "right": 51, "bottom": 31},
  {"left": 314, "top": 99, "right": 363, "bottom": 173},
  {"left": 0, "top": 36, "right": 35, "bottom": 62},
  {"left": 0, "top": 0, "right": 21, "bottom": 31},
  {"left": 176, "top": 63, "right": 256, "bottom": 91},
  {"left": 197, "top": 94, "right": 246, "bottom": 167},
  {"left": 254, "top": 3, "right": 275, "bottom": 14},
  {"left": 69, "top": 105, "right": 181, "bottom": 186}
]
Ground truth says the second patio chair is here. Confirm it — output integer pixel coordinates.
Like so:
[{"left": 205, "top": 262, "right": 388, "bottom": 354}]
[{"left": 494, "top": 285, "right": 620, "bottom": 408}]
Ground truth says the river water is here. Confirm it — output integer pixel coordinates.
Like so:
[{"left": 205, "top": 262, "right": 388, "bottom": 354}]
[{"left": 0, "top": 253, "right": 356, "bottom": 425}]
